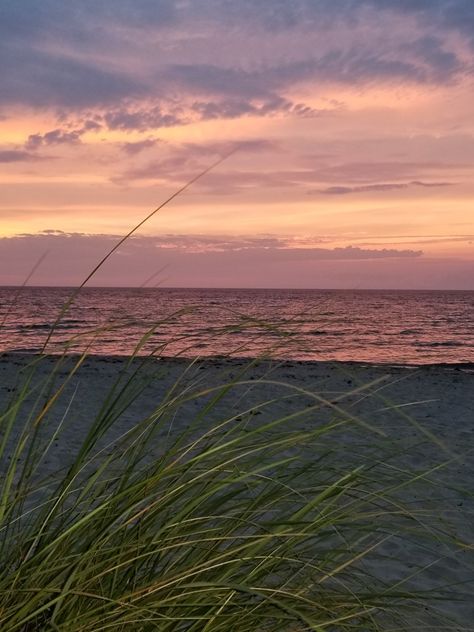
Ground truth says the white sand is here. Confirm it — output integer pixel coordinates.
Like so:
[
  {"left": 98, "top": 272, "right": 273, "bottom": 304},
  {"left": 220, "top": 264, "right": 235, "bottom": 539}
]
[{"left": 1, "top": 353, "right": 473, "bottom": 628}]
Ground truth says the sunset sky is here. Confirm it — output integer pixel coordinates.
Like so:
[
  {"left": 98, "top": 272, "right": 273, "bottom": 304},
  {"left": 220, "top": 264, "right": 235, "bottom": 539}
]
[{"left": 1, "top": 0, "right": 473, "bottom": 288}]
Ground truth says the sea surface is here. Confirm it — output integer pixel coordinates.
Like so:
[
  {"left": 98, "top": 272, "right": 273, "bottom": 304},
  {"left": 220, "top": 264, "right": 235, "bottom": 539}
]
[{"left": 0, "top": 287, "right": 473, "bottom": 364}]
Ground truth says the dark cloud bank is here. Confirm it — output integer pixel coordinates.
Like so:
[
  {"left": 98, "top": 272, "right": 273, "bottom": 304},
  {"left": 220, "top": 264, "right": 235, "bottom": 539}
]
[
  {"left": 0, "top": 231, "right": 426, "bottom": 287},
  {"left": 2, "top": 232, "right": 472, "bottom": 289},
  {"left": 0, "top": 0, "right": 472, "bottom": 130}
]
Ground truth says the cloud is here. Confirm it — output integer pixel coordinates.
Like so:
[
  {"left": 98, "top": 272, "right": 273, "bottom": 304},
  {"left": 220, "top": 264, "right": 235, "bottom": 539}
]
[
  {"left": 121, "top": 139, "right": 161, "bottom": 155},
  {"left": 205, "top": 163, "right": 461, "bottom": 194},
  {"left": 11, "top": 232, "right": 474, "bottom": 290},
  {"left": 165, "top": 48, "right": 463, "bottom": 103},
  {"left": 410, "top": 180, "right": 456, "bottom": 187},
  {"left": 104, "top": 107, "right": 183, "bottom": 131},
  {"left": 181, "top": 139, "right": 278, "bottom": 156},
  {"left": 0, "top": 0, "right": 177, "bottom": 44},
  {"left": 24, "top": 119, "right": 103, "bottom": 150},
  {"left": 26, "top": 129, "right": 82, "bottom": 150},
  {"left": 190, "top": 96, "right": 318, "bottom": 121},
  {"left": 320, "top": 184, "right": 407, "bottom": 195},
  {"left": 311, "top": 161, "right": 464, "bottom": 184},
  {"left": 2, "top": 230, "right": 423, "bottom": 260},
  {"left": 0, "top": 149, "right": 42, "bottom": 163},
  {"left": 113, "top": 153, "right": 464, "bottom": 192},
  {"left": 365, "top": 0, "right": 474, "bottom": 48},
  {"left": 0, "top": 46, "right": 147, "bottom": 109},
  {"left": 113, "top": 158, "right": 191, "bottom": 184},
  {"left": 318, "top": 181, "right": 455, "bottom": 194},
  {"left": 114, "top": 139, "right": 278, "bottom": 184},
  {"left": 202, "top": 0, "right": 474, "bottom": 51},
  {"left": 101, "top": 96, "right": 320, "bottom": 132},
  {"left": 406, "top": 36, "right": 462, "bottom": 79},
  {"left": 0, "top": 0, "right": 470, "bottom": 120},
  {"left": 358, "top": 234, "right": 474, "bottom": 246}
]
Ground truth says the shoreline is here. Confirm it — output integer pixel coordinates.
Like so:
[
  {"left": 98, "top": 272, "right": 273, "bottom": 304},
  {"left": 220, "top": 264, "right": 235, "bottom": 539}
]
[{"left": 2, "top": 350, "right": 474, "bottom": 371}]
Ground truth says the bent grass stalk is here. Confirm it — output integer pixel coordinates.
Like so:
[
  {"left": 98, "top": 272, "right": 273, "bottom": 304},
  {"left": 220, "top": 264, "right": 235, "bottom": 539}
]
[{"left": 40, "top": 150, "right": 236, "bottom": 354}]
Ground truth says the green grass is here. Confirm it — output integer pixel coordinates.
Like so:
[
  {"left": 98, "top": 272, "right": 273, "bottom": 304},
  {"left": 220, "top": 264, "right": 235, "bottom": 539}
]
[{"left": 0, "top": 344, "right": 469, "bottom": 631}]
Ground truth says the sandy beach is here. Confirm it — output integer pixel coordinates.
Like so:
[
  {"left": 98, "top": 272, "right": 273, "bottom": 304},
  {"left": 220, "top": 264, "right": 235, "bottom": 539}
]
[{"left": 1, "top": 353, "right": 474, "bottom": 628}]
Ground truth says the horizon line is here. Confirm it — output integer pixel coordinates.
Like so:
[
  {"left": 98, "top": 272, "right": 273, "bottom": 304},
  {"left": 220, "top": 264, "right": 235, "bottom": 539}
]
[{"left": 1, "top": 285, "right": 473, "bottom": 292}]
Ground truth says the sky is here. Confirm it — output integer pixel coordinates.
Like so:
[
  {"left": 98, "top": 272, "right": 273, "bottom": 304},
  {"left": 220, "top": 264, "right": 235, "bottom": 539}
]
[{"left": 0, "top": 0, "right": 473, "bottom": 288}]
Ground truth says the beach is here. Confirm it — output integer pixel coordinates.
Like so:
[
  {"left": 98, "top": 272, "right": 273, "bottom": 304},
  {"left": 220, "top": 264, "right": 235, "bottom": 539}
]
[{"left": 1, "top": 353, "right": 474, "bottom": 628}]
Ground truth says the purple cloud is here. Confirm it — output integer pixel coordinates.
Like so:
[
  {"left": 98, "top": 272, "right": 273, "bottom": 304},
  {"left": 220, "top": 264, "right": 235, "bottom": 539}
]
[
  {"left": 104, "top": 107, "right": 183, "bottom": 131},
  {"left": 190, "top": 96, "right": 317, "bottom": 120},
  {"left": 10, "top": 231, "right": 474, "bottom": 290},
  {"left": 0, "top": 149, "right": 42, "bottom": 162},
  {"left": 25, "top": 120, "right": 103, "bottom": 150},
  {"left": 318, "top": 181, "right": 455, "bottom": 195},
  {"left": 99, "top": 96, "right": 321, "bottom": 132},
  {"left": 121, "top": 139, "right": 161, "bottom": 155},
  {"left": 26, "top": 129, "right": 82, "bottom": 150},
  {"left": 113, "top": 139, "right": 278, "bottom": 184},
  {"left": 1, "top": 1, "right": 470, "bottom": 118}
]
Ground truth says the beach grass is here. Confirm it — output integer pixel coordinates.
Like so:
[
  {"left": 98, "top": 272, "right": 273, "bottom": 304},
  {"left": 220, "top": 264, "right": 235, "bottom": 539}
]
[{"left": 0, "top": 340, "right": 470, "bottom": 631}]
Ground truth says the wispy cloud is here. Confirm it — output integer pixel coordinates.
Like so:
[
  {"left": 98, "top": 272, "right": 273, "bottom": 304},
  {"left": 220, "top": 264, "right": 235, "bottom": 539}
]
[
  {"left": 113, "top": 139, "right": 279, "bottom": 184},
  {"left": 0, "top": 149, "right": 42, "bottom": 162},
  {"left": 317, "top": 181, "right": 455, "bottom": 195},
  {"left": 121, "top": 138, "right": 161, "bottom": 155},
  {"left": 113, "top": 153, "right": 465, "bottom": 192}
]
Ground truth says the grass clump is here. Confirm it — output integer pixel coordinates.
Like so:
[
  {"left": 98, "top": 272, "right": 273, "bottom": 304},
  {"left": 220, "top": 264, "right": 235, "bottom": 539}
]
[{"left": 0, "top": 345, "right": 469, "bottom": 631}]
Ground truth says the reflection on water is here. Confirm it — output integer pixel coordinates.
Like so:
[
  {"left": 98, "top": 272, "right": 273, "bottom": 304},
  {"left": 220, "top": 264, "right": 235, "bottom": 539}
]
[{"left": 0, "top": 287, "right": 473, "bottom": 364}]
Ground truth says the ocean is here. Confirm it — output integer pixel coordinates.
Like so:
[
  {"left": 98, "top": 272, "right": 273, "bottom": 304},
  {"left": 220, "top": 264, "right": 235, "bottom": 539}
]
[{"left": 0, "top": 287, "right": 473, "bottom": 364}]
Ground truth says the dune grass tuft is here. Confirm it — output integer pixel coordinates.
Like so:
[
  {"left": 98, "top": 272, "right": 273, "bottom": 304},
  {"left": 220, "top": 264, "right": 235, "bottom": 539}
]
[{"left": 0, "top": 340, "right": 470, "bottom": 631}]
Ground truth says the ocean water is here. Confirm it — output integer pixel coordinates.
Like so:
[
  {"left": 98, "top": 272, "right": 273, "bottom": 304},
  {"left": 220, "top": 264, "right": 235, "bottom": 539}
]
[{"left": 0, "top": 287, "right": 473, "bottom": 364}]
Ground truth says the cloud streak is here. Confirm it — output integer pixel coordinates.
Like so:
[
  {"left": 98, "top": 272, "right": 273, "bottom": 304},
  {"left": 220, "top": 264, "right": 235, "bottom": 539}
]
[
  {"left": 113, "top": 139, "right": 279, "bottom": 184},
  {"left": 12, "top": 231, "right": 474, "bottom": 290},
  {"left": 0, "top": 149, "right": 42, "bottom": 163},
  {"left": 9, "top": 233, "right": 474, "bottom": 290},
  {"left": 318, "top": 181, "right": 455, "bottom": 195},
  {"left": 2, "top": 230, "right": 423, "bottom": 258},
  {"left": 121, "top": 138, "right": 161, "bottom": 155}
]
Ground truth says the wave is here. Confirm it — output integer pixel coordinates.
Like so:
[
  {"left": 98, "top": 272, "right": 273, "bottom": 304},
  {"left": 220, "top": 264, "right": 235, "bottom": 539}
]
[
  {"left": 416, "top": 341, "right": 465, "bottom": 348},
  {"left": 17, "top": 319, "right": 87, "bottom": 331},
  {"left": 308, "top": 330, "right": 346, "bottom": 337}
]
